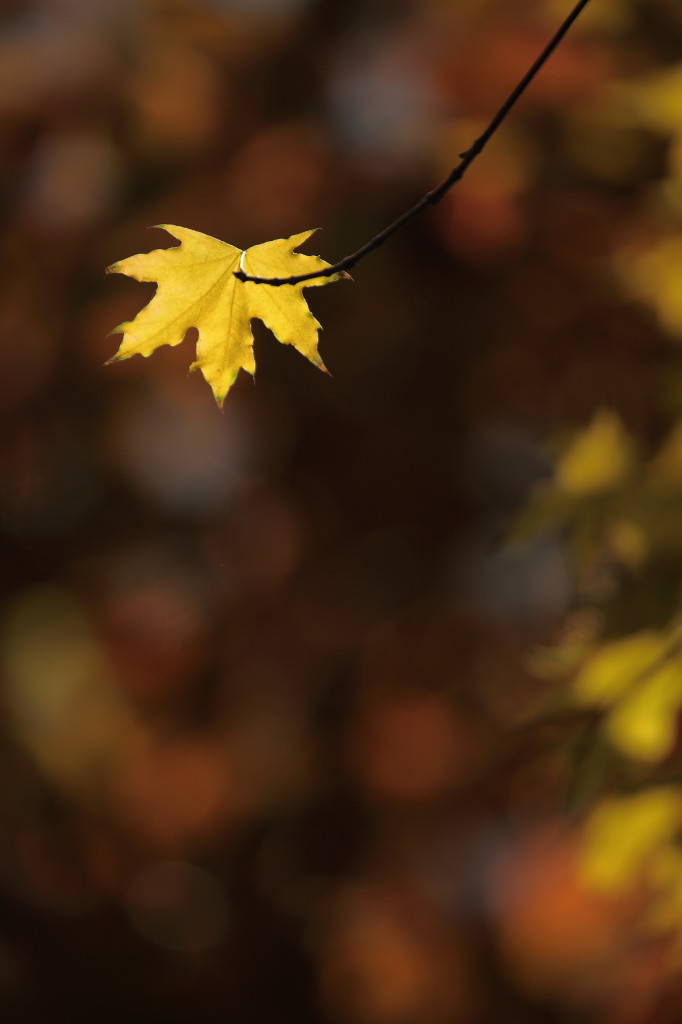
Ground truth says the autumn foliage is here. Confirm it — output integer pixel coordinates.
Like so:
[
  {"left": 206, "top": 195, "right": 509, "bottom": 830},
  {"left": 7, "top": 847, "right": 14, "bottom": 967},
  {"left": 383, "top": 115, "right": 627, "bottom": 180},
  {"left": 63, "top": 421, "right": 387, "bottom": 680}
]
[
  {"left": 107, "top": 226, "right": 342, "bottom": 404},
  {"left": 3, "top": 1, "right": 682, "bottom": 1023}
]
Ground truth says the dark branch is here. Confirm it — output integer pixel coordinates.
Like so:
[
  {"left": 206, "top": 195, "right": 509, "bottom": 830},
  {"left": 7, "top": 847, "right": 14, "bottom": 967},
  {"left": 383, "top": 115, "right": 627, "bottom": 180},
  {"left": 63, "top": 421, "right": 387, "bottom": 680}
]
[{"left": 235, "top": 0, "right": 593, "bottom": 287}]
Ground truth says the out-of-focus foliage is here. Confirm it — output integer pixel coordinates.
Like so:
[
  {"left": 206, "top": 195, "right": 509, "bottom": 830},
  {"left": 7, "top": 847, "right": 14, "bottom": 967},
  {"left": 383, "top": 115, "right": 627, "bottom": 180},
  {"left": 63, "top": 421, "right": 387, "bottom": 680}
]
[
  {"left": 554, "top": 409, "right": 636, "bottom": 496},
  {"left": 106, "top": 225, "right": 341, "bottom": 405},
  {"left": 523, "top": 407, "right": 682, "bottom": 957},
  {"left": 516, "top": 0, "right": 682, "bottom": 967},
  {"left": 2, "top": 0, "right": 682, "bottom": 1022},
  {"left": 581, "top": 788, "right": 680, "bottom": 893}
]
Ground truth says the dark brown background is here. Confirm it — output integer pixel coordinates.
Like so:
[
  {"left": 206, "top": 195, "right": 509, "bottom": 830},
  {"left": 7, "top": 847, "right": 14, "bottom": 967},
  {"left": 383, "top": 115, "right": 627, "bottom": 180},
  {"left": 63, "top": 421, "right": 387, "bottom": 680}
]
[{"left": 0, "top": 0, "right": 679, "bottom": 1021}]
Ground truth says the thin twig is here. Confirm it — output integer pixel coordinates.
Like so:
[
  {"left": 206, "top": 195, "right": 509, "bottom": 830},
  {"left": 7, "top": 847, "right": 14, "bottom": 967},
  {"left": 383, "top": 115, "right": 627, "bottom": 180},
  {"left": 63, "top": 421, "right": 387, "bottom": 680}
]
[{"left": 235, "top": 0, "right": 593, "bottom": 287}]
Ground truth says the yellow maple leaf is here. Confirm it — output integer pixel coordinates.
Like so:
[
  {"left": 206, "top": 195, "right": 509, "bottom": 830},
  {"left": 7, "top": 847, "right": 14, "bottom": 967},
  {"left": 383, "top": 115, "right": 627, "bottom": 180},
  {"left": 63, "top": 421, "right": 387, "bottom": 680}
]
[{"left": 106, "top": 225, "right": 343, "bottom": 406}]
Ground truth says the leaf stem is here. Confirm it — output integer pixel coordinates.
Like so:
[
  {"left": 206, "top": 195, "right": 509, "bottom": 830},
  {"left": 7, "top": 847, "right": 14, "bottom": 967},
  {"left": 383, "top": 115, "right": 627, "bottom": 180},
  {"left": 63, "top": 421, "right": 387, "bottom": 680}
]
[{"left": 235, "top": 0, "right": 593, "bottom": 287}]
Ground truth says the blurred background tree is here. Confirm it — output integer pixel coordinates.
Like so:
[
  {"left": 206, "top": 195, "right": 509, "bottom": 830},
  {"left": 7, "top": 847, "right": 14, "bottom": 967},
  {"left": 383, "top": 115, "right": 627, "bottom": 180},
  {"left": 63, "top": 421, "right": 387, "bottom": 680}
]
[{"left": 2, "top": 0, "right": 682, "bottom": 1022}]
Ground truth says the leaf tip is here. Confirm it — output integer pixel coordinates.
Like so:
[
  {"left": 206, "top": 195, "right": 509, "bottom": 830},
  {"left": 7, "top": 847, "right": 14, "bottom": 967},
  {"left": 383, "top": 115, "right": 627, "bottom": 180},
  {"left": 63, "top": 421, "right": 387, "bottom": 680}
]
[
  {"left": 311, "top": 352, "right": 329, "bottom": 374},
  {"left": 290, "top": 227, "right": 322, "bottom": 250},
  {"left": 152, "top": 223, "right": 180, "bottom": 240}
]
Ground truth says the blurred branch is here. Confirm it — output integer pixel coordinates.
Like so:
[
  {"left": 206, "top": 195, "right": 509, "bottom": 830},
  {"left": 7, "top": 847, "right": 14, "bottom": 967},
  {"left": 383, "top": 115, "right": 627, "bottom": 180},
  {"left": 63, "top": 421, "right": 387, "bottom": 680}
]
[{"left": 235, "top": 0, "right": 594, "bottom": 287}]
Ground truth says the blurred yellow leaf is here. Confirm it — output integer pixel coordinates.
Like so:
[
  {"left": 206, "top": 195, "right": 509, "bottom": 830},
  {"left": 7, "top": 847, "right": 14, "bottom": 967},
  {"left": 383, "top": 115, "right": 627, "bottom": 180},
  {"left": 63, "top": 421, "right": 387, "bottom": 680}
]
[
  {"left": 573, "top": 625, "right": 682, "bottom": 761},
  {"left": 573, "top": 631, "right": 664, "bottom": 705},
  {"left": 555, "top": 410, "right": 634, "bottom": 495},
  {"left": 107, "top": 225, "right": 342, "bottom": 406},
  {"left": 580, "top": 788, "right": 680, "bottom": 892},
  {"left": 623, "top": 237, "right": 682, "bottom": 338},
  {"left": 626, "top": 64, "right": 682, "bottom": 136},
  {"left": 0, "top": 586, "right": 137, "bottom": 796},
  {"left": 606, "top": 657, "right": 682, "bottom": 761}
]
